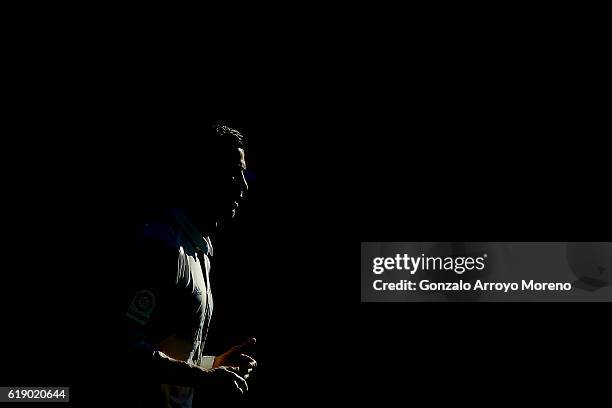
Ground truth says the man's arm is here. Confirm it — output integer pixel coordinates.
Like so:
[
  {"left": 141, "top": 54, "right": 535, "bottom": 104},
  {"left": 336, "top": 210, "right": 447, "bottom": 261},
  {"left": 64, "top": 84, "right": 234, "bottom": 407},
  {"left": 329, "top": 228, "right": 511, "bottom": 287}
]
[{"left": 124, "top": 329, "right": 248, "bottom": 395}]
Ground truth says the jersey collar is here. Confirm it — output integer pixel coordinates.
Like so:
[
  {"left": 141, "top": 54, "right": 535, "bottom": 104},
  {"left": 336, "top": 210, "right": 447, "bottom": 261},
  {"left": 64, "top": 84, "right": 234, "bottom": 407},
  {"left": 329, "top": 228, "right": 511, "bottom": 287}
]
[{"left": 169, "top": 208, "right": 214, "bottom": 257}]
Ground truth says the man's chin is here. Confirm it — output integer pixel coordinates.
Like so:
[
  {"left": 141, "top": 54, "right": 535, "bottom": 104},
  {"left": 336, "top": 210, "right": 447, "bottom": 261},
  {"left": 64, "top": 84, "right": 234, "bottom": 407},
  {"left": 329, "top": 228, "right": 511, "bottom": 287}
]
[
  {"left": 215, "top": 209, "right": 238, "bottom": 229},
  {"left": 227, "top": 207, "right": 238, "bottom": 219}
]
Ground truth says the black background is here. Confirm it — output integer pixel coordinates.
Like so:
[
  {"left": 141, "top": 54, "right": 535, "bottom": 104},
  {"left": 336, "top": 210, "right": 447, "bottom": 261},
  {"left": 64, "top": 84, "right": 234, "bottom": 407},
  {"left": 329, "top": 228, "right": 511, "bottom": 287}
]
[{"left": 1, "top": 9, "right": 610, "bottom": 406}]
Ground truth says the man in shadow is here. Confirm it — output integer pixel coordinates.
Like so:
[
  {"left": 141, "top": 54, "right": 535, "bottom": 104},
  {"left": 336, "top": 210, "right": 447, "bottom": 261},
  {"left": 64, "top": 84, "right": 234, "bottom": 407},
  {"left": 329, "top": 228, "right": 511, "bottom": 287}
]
[{"left": 120, "top": 124, "right": 257, "bottom": 406}]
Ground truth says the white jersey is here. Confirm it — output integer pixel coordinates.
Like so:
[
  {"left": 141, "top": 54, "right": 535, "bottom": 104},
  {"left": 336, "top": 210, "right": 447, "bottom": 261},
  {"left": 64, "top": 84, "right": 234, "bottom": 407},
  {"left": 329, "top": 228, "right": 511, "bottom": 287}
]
[{"left": 125, "top": 209, "right": 214, "bottom": 407}]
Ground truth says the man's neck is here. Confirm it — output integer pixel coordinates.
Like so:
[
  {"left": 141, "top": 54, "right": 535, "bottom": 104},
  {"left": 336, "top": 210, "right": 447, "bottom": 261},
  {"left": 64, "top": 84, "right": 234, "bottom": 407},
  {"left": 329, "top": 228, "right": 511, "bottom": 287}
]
[
  {"left": 177, "top": 207, "right": 216, "bottom": 234},
  {"left": 170, "top": 208, "right": 214, "bottom": 255}
]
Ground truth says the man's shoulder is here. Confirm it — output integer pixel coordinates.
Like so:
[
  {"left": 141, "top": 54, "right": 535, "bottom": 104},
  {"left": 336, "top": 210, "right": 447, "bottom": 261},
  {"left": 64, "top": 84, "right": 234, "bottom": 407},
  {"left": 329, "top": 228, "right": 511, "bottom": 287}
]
[
  {"left": 116, "top": 208, "right": 209, "bottom": 264},
  {"left": 142, "top": 220, "right": 181, "bottom": 250}
]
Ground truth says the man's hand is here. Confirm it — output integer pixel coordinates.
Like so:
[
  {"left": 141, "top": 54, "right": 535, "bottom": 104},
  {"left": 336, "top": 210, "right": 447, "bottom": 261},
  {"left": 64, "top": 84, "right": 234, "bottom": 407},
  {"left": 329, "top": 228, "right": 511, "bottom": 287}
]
[
  {"left": 213, "top": 338, "right": 257, "bottom": 379},
  {"left": 149, "top": 350, "right": 248, "bottom": 402},
  {"left": 203, "top": 366, "right": 249, "bottom": 398}
]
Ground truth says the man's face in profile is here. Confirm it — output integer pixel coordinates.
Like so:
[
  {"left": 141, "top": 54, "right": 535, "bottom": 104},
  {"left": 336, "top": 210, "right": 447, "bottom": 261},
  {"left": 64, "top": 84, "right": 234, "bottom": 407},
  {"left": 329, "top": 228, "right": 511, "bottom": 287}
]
[
  {"left": 201, "top": 146, "right": 248, "bottom": 227},
  {"left": 224, "top": 147, "right": 248, "bottom": 220}
]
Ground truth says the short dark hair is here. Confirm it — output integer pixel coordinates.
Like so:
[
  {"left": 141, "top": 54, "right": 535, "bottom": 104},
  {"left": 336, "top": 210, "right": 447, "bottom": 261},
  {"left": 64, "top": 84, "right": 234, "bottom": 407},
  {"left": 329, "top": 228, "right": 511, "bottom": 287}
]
[
  {"left": 213, "top": 123, "right": 246, "bottom": 150},
  {"left": 203, "top": 123, "right": 246, "bottom": 174}
]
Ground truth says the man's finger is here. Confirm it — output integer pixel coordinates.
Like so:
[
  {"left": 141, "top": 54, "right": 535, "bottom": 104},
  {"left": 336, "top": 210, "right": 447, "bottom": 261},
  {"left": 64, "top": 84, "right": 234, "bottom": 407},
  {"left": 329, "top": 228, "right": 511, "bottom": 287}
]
[
  {"left": 228, "top": 371, "right": 248, "bottom": 393},
  {"left": 233, "top": 380, "right": 244, "bottom": 395},
  {"left": 218, "top": 367, "right": 248, "bottom": 395},
  {"left": 239, "top": 353, "right": 257, "bottom": 367},
  {"left": 232, "top": 337, "right": 256, "bottom": 353}
]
